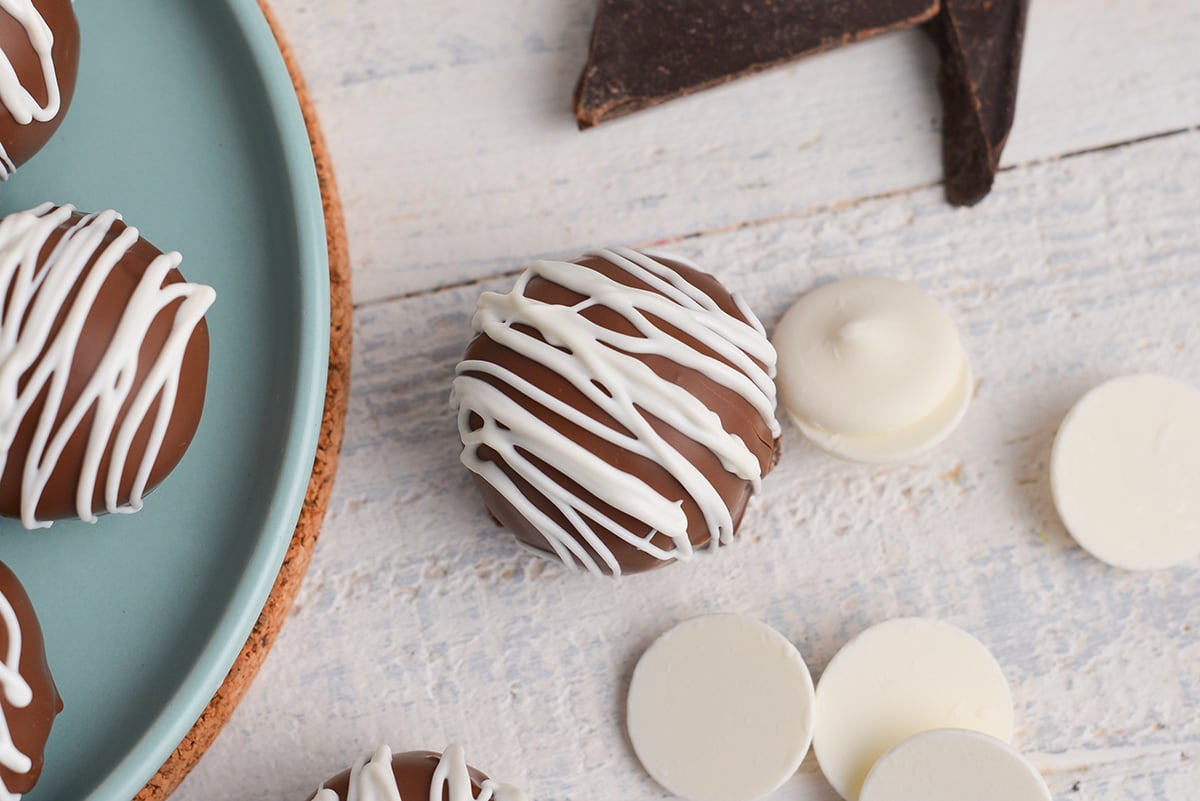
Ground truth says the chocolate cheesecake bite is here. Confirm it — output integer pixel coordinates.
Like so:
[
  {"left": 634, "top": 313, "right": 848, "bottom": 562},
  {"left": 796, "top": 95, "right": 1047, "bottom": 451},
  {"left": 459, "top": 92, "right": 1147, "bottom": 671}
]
[
  {"left": 0, "top": 560, "right": 62, "bottom": 797},
  {"left": 310, "top": 745, "right": 525, "bottom": 801},
  {"left": 0, "top": 204, "right": 215, "bottom": 528},
  {"left": 0, "top": 0, "right": 80, "bottom": 178},
  {"left": 453, "top": 248, "right": 781, "bottom": 576}
]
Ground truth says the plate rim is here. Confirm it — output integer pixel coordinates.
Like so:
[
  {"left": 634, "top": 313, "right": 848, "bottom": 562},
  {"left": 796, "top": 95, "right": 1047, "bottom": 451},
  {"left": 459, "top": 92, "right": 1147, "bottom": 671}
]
[{"left": 77, "top": 1, "right": 330, "bottom": 798}]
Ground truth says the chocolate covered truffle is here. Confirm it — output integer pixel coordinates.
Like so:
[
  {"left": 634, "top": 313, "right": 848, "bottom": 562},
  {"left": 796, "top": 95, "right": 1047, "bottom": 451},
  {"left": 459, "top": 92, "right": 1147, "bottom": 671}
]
[
  {"left": 0, "top": 0, "right": 80, "bottom": 178},
  {"left": 452, "top": 247, "right": 781, "bottom": 576},
  {"left": 0, "top": 204, "right": 215, "bottom": 528},
  {"left": 310, "top": 744, "right": 525, "bottom": 801},
  {"left": 0, "top": 560, "right": 62, "bottom": 797}
]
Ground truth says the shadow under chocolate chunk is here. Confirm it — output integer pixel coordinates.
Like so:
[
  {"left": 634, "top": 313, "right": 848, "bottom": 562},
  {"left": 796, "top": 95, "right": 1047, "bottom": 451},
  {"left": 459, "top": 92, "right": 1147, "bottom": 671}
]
[{"left": 574, "top": 0, "right": 939, "bottom": 129}]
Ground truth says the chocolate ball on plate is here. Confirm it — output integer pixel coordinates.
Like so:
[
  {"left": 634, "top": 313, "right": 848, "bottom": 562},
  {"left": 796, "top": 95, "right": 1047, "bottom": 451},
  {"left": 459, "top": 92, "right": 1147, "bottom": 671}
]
[
  {"left": 0, "top": 0, "right": 80, "bottom": 177},
  {"left": 453, "top": 247, "right": 781, "bottom": 576},
  {"left": 0, "top": 560, "right": 62, "bottom": 797},
  {"left": 0, "top": 204, "right": 215, "bottom": 528},
  {"left": 310, "top": 745, "right": 525, "bottom": 801}
]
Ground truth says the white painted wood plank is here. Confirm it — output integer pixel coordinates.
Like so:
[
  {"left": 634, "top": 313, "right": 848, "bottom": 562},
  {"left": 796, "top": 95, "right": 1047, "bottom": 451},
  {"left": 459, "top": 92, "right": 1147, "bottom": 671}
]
[
  {"left": 175, "top": 130, "right": 1200, "bottom": 800},
  {"left": 271, "top": 0, "right": 1200, "bottom": 302}
]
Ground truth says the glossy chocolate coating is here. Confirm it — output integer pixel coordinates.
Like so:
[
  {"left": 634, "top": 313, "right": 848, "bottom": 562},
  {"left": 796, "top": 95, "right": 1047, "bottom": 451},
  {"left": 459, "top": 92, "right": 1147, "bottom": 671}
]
[
  {"left": 460, "top": 255, "right": 781, "bottom": 574},
  {"left": 0, "top": 0, "right": 80, "bottom": 172},
  {"left": 0, "top": 560, "right": 61, "bottom": 795},
  {"left": 0, "top": 211, "right": 211, "bottom": 522},
  {"left": 311, "top": 751, "right": 490, "bottom": 801}
]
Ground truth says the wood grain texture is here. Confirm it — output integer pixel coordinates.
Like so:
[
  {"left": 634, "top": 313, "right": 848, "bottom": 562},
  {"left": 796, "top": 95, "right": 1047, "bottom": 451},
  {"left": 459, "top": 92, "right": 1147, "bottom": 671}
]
[
  {"left": 265, "top": 0, "right": 1200, "bottom": 303},
  {"left": 132, "top": 3, "right": 352, "bottom": 798},
  {"left": 173, "top": 125, "right": 1200, "bottom": 800}
]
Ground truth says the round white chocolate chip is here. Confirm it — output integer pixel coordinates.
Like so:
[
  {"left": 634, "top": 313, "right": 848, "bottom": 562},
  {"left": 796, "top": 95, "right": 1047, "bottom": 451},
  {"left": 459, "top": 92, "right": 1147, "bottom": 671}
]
[
  {"left": 813, "top": 618, "right": 1013, "bottom": 801},
  {"left": 626, "top": 615, "right": 816, "bottom": 801},
  {"left": 1051, "top": 374, "right": 1200, "bottom": 570},
  {"left": 860, "top": 729, "right": 1051, "bottom": 801},
  {"left": 773, "top": 276, "right": 972, "bottom": 463}
]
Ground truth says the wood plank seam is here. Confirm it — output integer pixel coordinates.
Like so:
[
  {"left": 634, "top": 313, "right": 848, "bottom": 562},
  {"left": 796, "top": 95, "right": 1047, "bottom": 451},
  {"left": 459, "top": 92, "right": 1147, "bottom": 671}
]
[{"left": 349, "top": 124, "right": 1200, "bottom": 313}]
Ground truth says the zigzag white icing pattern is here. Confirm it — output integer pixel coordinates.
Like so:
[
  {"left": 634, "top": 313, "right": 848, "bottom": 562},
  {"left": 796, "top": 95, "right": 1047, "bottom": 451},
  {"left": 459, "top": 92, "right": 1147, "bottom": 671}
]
[
  {"left": 313, "top": 744, "right": 526, "bottom": 801},
  {"left": 452, "top": 247, "right": 779, "bottom": 576},
  {"left": 0, "top": 204, "right": 215, "bottom": 529},
  {"left": 0, "top": 0, "right": 63, "bottom": 178},
  {"left": 0, "top": 589, "right": 31, "bottom": 801}
]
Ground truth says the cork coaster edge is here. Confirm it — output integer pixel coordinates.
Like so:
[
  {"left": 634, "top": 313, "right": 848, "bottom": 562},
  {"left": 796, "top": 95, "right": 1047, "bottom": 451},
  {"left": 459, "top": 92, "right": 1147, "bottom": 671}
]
[{"left": 134, "top": 3, "right": 352, "bottom": 798}]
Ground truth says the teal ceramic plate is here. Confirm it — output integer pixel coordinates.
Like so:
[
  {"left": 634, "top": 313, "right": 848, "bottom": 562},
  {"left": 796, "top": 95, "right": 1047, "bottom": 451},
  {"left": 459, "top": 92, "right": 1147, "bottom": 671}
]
[{"left": 0, "top": 1, "right": 328, "bottom": 799}]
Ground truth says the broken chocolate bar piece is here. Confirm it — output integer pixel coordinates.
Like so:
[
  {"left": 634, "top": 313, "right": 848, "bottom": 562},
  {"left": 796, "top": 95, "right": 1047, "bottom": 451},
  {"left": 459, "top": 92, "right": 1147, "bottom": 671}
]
[
  {"left": 929, "top": 0, "right": 1030, "bottom": 206},
  {"left": 575, "top": 0, "right": 940, "bottom": 129}
]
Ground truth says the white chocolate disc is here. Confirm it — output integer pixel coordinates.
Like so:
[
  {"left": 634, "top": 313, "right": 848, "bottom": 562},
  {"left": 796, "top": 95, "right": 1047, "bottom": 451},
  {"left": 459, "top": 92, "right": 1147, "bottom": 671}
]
[
  {"left": 774, "top": 277, "right": 972, "bottom": 463},
  {"left": 860, "top": 730, "right": 1051, "bottom": 801},
  {"left": 627, "top": 615, "right": 816, "bottom": 801},
  {"left": 793, "top": 355, "right": 972, "bottom": 464},
  {"left": 813, "top": 618, "right": 1013, "bottom": 801},
  {"left": 1051, "top": 374, "right": 1200, "bottom": 570}
]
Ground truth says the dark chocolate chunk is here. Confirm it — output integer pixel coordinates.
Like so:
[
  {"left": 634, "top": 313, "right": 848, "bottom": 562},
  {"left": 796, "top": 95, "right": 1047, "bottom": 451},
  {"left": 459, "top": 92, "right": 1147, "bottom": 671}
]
[
  {"left": 928, "top": 0, "right": 1030, "bottom": 205},
  {"left": 575, "top": 0, "right": 940, "bottom": 129}
]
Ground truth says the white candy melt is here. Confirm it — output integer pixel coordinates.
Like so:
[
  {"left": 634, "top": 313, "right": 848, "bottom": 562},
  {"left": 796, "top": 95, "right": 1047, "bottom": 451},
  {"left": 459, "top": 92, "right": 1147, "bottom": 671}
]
[
  {"left": 626, "top": 615, "right": 816, "bottom": 801},
  {"left": 773, "top": 276, "right": 971, "bottom": 463},
  {"left": 813, "top": 618, "right": 1013, "bottom": 801},
  {"left": 860, "top": 729, "right": 1051, "bottom": 801},
  {"left": 1051, "top": 373, "right": 1200, "bottom": 570}
]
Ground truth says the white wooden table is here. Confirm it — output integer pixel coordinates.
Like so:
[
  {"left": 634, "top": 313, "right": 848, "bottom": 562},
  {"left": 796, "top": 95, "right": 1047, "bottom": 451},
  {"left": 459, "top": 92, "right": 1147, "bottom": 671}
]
[{"left": 177, "top": 2, "right": 1200, "bottom": 799}]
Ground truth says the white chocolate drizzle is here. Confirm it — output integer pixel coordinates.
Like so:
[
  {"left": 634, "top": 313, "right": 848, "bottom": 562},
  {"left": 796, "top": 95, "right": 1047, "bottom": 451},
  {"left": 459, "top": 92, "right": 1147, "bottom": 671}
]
[
  {"left": 452, "top": 247, "right": 779, "bottom": 576},
  {"left": 0, "top": 204, "right": 216, "bottom": 529},
  {"left": 0, "top": 589, "right": 31, "bottom": 801},
  {"left": 312, "top": 744, "right": 526, "bottom": 801},
  {"left": 0, "top": 0, "right": 64, "bottom": 179}
]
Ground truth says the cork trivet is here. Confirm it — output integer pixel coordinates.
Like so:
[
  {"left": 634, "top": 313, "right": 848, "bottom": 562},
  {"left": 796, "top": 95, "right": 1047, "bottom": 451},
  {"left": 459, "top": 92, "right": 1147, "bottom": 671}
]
[{"left": 134, "top": 3, "right": 352, "bottom": 798}]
